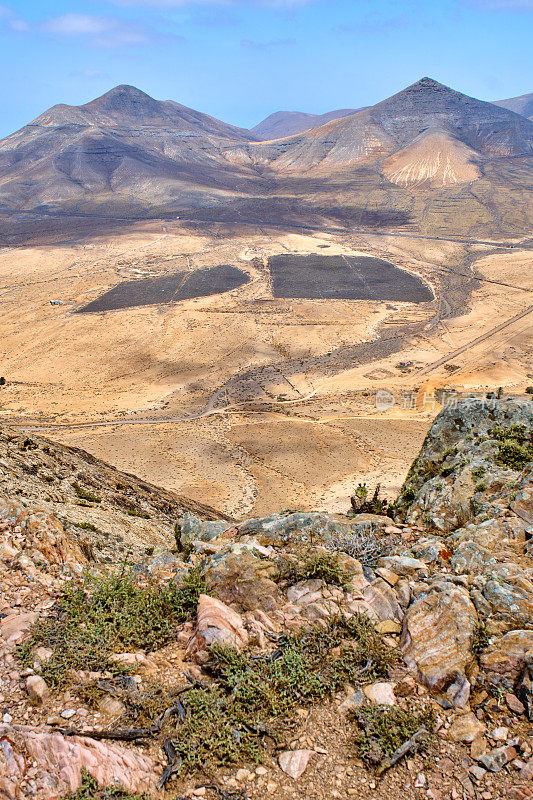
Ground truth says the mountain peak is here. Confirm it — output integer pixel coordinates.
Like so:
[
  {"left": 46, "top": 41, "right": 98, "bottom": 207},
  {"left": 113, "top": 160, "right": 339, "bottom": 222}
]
[{"left": 83, "top": 85, "right": 162, "bottom": 117}]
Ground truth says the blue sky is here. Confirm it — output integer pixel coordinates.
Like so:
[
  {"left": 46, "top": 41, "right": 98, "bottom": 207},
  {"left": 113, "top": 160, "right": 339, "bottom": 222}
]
[{"left": 0, "top": 0, "right": 531, "bottom": 136}]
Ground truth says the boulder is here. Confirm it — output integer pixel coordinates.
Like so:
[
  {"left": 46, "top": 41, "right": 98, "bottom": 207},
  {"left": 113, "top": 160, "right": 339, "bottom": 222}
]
[
  {"left": 448, "top": 712, "right": 486, "bottom": 742},
  {"left": 24, "top": 676, "right": 49, "bottom": 705},
  {"left": 450, "top": 541, "right": 496, "bottom": 575},
  {"left": 177, "top": 513, "right": 234, "bottom": 548},
  {"left": 204, "top": 551, "right": 281, "bottom": 612},
  {"left": 480, "top": 630, "right": 533, "bottom": 691},
  {"left": 377, "top": 556, "right": 428, "bottom": 577},
  {"left": 0, "top": 498, "right": 85, "bottom": 566},
  {"left": 362, "top": 682, "right": 396, "bottom": 706},
  {"left": 0, "top": 724, "right": 159, "bottom": 799},
  {"left": 401, "top": 583, "right": 477, "bottom": 704},
  {"left": 185, "top": 595, "right": 248, "bottom": 656},
  {"left": 482, "top": 564, "right": 533, "bottom": 629}
]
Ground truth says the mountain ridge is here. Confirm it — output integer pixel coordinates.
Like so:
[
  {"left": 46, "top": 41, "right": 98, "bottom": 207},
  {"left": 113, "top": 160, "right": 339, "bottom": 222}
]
[{"left": 0, "top": 77, "right": 532, "bottom": 237}]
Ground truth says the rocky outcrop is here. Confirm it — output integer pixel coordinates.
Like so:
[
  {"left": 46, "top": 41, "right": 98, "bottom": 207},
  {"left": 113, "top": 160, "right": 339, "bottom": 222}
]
[
  {"left": 401, "top": 581, "right": 477, "bottom": 705},
  {"left": 0, "top": 725, "right": 159, "bottom": 799}
]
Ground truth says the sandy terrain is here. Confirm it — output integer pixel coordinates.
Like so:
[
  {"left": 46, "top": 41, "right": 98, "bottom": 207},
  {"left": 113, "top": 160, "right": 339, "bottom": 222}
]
[{"left": 0, "top": 219, "right": 531, "bottom": 517}]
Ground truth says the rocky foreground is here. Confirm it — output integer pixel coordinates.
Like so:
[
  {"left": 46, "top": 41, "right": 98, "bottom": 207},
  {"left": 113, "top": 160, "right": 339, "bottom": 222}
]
[{"left": 1, "top": 398, "right": 532, "bottom": 800}]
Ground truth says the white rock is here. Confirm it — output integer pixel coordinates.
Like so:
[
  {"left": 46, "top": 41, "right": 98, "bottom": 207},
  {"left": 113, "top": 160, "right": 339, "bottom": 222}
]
[
  {"left": 362, "top": 682, "right": 396, "bottom": 706},
  {"left": 278, "top": 749, "right": 315, "bottom": 779},
  {"left": 25, "top": 675, "right": 49, "bottom": 704}
]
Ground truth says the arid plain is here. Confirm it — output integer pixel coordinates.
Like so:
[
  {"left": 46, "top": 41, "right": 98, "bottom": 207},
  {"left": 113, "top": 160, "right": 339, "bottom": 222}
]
[{"left": 0, "top": 217, "right": 531, "bottom": 517}]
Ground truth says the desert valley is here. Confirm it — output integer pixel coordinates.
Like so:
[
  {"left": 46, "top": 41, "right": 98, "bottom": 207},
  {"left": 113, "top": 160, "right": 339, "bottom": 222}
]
[
  {"left": 0, "top": 77, "right": 531, "bottom": 517},
  {"left": 1, "top": 62, "right": 533, "bottom": 800}
]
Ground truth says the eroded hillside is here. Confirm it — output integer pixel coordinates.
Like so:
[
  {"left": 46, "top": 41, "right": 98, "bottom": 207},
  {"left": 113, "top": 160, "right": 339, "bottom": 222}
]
[{"left": 1, "top": 397, "right": 533, "bottom": 800}]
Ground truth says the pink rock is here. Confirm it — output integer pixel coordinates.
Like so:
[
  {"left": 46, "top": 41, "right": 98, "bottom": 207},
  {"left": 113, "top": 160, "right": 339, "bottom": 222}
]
[
  {"left": 185, "top": 595, "right": 248, "bottom": 656},
  {"left": 278, "top": 749, "right": 315, "bottom": 779},
  {"left": 0, "top": 724, "right": 159, "bottom": 798},
  {"left": 25, "top": 676, "right": 49, "bottom": 705},
  {"left": 1, "top": 612, "right": 38, "bottom": 644}
]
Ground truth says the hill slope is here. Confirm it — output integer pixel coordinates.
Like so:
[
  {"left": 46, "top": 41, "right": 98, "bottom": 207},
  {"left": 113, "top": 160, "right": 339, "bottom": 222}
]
[
  {"left": 0, "top": 85, "right": 261, "bottom": 211},
  {"left": 493, "top": 92, "right": 533, "bottom": 120},
  {"left": 252, "top": 108, "right": 364, "bottom": 140}
]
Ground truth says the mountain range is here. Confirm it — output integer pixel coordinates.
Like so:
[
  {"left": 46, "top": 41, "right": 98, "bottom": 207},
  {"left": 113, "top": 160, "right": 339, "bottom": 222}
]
[
  {"left": 0, "top": 77, "right": 532, "bottom": 237},
  {"left": 251, "top": 108, "right": 365, "bottom": 140},
  {"left": 493, "top": 92, "right": 533, "bottom": 121}
]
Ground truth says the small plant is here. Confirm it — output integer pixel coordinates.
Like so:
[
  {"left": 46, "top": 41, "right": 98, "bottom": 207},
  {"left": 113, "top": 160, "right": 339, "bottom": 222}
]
[
  {"left": 61, "top": 770, "right": 148, "bottom": 800},
  {"left": 472, "top": 466, "right": 486, "bottom": 481},
  {"left": 277, "top": 551, "right": 352, "bottom": 588},
  {"left": 352, "top": 705, "right": 435, "bottom": 766},
  {"left": 496, "top": 441, "right": 533, "bottom": 471},
  {"left": 526, "top": 387, "right": 533, "bottom": 395},
  {"left": 127, "top": 509, "right": 150, "bottom": 519},
  {"left": 17, "top": 566, "right": 207, "bottom": 687},
  {"left": 350, "top": 483, "right": 391, "bottom": 516},
  {"left": 75, "top": 521, "right": 100, "bottom": 532},
  {"left": 0, "top": 376, "right": 5, "bottom": 386},
  {"left": 72, "top": 481, "right": 101, "bottom": 504},
  {"left": 475, "top": 481, "right": 488, "bottom": 493},
  {"left": 325, "top": 526, "right": 399, "bottom": 568},
  {"left": 472, "top": 622, "right": 491, "bottom": 656}
]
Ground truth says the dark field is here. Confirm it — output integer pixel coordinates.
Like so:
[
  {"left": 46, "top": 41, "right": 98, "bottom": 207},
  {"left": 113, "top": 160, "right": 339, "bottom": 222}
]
[
  {"left": 268, "top": 254, "right": 433, "bottom": 302},
  {"left": 77, "top": 265, "right": 249, "bottom": 313}
]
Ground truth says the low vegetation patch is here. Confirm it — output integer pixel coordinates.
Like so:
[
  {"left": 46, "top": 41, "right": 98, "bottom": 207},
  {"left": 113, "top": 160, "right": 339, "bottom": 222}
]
[
  {"left": 62, "top": 771, "right": 148, "bottom": 800},
  {"left": 18, "top": 566, "right": 207, "bottom": 687},
  {"left": 166, "top": 614, "right": 396, "bottom": 774},
  {"left": 72, "top": 481, "right": 101, "bottom": 504},
  {"left": 472, "top": 622, "right": 491, "bottom": 656},
  {"left": 352, "top": 705, "right": 435, "bottom": 766},
  {"left": 277, "top": 550, "right": 352, "bottom": 587},
  {"left": 325, "top": 527, "right": 399, "bottom": 569},
  {"left": 490, "top": 424, "right": 533, "bottom": 471}
]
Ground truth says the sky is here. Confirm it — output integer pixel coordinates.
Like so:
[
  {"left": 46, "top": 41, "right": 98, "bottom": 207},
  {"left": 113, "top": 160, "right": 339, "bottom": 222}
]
[{"left": 0, "top": 0, "right": 531, "bottom": 137}]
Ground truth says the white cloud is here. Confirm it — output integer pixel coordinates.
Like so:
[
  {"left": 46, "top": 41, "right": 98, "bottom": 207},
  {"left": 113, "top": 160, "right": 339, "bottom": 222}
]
[
  {"left": 41, "top": 13, "right": 176, "bottom": 47},
  {"left": 43, "top": 14, "right": 115, "bottom": 35},
  {"left": 0, "top": 4, "right": 30, "bottom": 31}
]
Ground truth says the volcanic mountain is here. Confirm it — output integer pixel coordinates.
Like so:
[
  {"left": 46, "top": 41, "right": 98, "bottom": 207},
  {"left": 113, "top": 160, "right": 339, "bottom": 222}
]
[
  {"left": 493, "top": 92, "right": 533, "bottom": 120},
  {"left": 0, "top": 78, "right": 532, "bottom": 238},
  {"left": 0, "top": 85, "right": 260, "bottom": 212},
  {"left": 252, "top": 108, "right": 364, "bottom": 140},
  {"left": 242, "top": 77, "right": 533, "bottom": 177}
]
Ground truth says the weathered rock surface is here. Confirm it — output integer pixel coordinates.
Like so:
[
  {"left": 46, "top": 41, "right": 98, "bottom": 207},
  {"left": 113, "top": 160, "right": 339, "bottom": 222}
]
[
  {"left": 480, "top": 631, "right": 533, "bottom": 690},
  {"left": 186, "top": 594, "right": 249, "bottom": 655},
  {"left": 0, "top": 725, "right": 159, "bottom": 799},
  {"left": 401, "top": 582, "right": 477, "bottom": 704}
]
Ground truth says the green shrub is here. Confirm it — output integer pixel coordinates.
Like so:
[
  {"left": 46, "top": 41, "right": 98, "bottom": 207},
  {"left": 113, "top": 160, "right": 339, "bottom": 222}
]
[
  {"left": 72, "top": 481, "right": 101, "bottom": 504},
  {"left": 488, "top": 424, "right": 533, "bottom": 471},
  {"left": 472, "top": 466, "right": 486, "bottom": 481},
  {"left": 352, "top": 705, "right": 435, "bottom": 766},
  {"left": 62, "top": 771, "right": 148, "bottom": 800},
  {"left": 472, "top": 622, "right": 491, "bottom": 656},
  {"left": 18, "top": 566, "right": 207, "bottom": 687},
  {"left": 170, "top": 614, "right": 396, "bottom": 774},
  {"left": 75, "top": 521, "right": 99, "bottom": 532},
  {"left": 496, "top": 441, "right": 533, "bottom": 471},
  {"left": 277, "top": 551, "right": 352, "bottom": 588}
]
